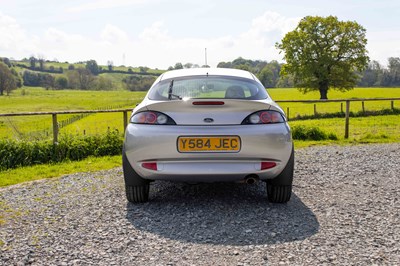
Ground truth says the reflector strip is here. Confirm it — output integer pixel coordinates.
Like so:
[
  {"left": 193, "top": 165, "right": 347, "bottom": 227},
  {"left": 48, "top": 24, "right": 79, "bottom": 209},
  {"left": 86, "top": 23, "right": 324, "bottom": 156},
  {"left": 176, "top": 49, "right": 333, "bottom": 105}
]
[
  {"left": 261, "top": 162, "right": 277, "bottom": 170},
  {"left": 142, "top": 162, "right": 157, "bottom": 170}
]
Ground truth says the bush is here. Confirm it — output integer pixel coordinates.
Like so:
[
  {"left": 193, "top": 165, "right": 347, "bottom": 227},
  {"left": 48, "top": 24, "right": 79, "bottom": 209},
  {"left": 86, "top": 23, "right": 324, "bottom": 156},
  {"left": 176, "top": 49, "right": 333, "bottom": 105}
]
[
  {"left": 292, "top": 125, "right": 338, "bottom": 141},
  {"left": 0, "top": 130, "right": 123, "bottom": 170}
]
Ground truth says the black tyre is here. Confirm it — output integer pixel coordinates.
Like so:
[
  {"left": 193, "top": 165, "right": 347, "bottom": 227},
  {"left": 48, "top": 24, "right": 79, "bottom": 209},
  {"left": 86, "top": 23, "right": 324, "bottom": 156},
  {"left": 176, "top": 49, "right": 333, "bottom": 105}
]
[
  {"left": 125, "top": 184, "right": 150, "bottom": 203},
  {"left": 122, "top": 147, "right": 151, "bottom": 203},
  {"left": 266, "top": 184, "right": 292, "bottom": 203},
  {"left": 266, "top": 145, "right": 294, "bottom": 203}
]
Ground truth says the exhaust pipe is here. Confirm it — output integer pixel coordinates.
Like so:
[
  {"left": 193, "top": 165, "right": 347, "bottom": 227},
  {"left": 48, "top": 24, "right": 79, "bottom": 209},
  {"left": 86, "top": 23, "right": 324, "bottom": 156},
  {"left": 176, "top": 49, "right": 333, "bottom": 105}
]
[{"left": 244, "top": 175, "right": 258, "bottom": 185}]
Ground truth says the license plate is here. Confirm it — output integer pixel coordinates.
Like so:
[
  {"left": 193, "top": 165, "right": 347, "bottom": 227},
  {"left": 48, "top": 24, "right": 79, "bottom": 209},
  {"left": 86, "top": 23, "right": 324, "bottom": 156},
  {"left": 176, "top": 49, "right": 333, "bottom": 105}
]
[{"left": 177, "top": 136, "right": 241, "bottom": 153}]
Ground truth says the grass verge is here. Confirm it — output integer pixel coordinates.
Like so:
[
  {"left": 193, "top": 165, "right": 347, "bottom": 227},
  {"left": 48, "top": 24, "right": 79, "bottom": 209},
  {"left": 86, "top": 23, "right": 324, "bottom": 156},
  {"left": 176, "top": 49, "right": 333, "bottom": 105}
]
[{"left": 0, "top": 155, "right": 121, "bottom": 187}]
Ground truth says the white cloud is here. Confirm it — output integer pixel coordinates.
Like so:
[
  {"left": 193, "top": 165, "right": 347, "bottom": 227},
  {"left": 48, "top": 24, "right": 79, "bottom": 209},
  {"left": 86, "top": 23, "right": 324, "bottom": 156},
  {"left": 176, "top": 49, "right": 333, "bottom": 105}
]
[
  {"left": 0, "top": 11, "right": 301, "bottom": 68},
  {"left": 0, "top": 12, "right": 39, "bottom": 55},
  {"left": 247, "top": 11, "right": 299, "bottom": 37},
  {"left": 139, "top": 21, "right": 169, "bottom": 43},
  {"left": 5, "top": 10, "right": 396, "bottom": 69},
  {"left": 101, "top": 24, "right": 129, "bottom": 44}
]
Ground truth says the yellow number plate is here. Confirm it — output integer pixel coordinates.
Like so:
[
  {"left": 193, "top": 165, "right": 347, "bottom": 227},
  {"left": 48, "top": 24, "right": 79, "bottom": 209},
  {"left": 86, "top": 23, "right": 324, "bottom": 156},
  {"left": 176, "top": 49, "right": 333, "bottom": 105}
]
[{"left": 177, "top": 136, "right": 241, "bottom": 153}]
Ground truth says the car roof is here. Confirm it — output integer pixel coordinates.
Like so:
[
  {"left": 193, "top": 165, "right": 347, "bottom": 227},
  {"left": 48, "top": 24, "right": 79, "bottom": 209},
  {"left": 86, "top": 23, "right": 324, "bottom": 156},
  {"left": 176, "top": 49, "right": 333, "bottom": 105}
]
[{"left": 158, "top": 68, "right": 257, "bottom": 81}]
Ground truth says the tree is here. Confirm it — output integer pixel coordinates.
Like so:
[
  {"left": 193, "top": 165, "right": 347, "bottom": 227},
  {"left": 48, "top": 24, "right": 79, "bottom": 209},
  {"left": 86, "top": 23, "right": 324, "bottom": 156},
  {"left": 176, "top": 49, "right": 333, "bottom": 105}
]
[
  {"left": 258, "top": 61, "right": 281, "bottom": 88},
  {"left": 358, "top": 60, "right": 383, "bottom": 87},
  {"left": 276, "top": 16, "right": 369, "bottom": 99},
  {"left": 85, "top": 60, "right": 99, "bottom": 75},
  {"left": 38, "top": 55, "right": 45, "bottom": 70},
  {"left": 387, "top": 57, "right": 400, "bottom": 86},
  {"left": 10, "top": 68, "right": 22, "bottom": 88},
  {"left": 1, "top": 57, "right": 12, "bottom": 67},
  {"left": 40, "top": 74, "right": 55, "bottom": 90},
  {"left": 139, "top": 66, "right": 149, "bottom": 73},
  {"left": 123, "top": 75, "right": 156, "bottom": 91},
  {"left": 184, "top": 63, "right": 193, "bottom": 69},
  {"left": 95, "top": 76, "right": 113, "bottom": 90},
  {"left": 107, "top": 60, "right": 114, "bottom": 71},
  {"left": 76, "top": 68, "right": 96, "bottom": 89},
  {"left": 55, "top": 76, "right": 68, "bottom": 89},
  {"left": 174, "top": 62, "right": 183, "bottom": 69},
  {"left": 0, "top": 62, "right": 17, "bottom": 95},
  {"left": 29, "top": 56, "right": 37, "bottom": 69}
]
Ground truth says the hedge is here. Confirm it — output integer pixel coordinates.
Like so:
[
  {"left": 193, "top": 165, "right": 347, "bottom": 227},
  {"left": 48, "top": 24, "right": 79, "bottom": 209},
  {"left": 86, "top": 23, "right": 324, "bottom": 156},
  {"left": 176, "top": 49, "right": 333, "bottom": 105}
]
[{"left": 0, "top": 130, "right": 123, "bottom": 170}]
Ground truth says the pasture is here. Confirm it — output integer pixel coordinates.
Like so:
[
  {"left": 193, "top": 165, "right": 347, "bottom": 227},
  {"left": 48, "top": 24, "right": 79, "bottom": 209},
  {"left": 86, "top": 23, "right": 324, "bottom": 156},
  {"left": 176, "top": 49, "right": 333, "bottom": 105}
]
[
  {"left": 0, "top": 87, "right": 399, "bottom": 142},
  {"left": 0, "top": 86, "right": 399, "bottom": 186}
]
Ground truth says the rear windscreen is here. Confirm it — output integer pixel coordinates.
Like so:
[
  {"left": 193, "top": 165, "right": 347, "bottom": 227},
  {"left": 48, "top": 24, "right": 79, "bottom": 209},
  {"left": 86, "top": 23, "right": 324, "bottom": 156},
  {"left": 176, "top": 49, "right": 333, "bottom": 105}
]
[{"left": 148, "top": 76, "right": 269, "bottom": 100}]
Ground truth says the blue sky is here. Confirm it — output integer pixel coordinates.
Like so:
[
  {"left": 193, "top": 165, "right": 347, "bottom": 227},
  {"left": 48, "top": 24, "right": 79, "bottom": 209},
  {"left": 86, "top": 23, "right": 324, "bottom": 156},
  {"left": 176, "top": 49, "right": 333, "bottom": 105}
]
[{"left": 1, "top": 0, "right": 399, "bottom": 69}]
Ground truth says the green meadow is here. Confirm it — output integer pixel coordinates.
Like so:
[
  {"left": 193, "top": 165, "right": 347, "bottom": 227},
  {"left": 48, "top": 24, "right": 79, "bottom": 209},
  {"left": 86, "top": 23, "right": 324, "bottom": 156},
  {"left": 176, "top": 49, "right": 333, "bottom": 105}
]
[
  {"left": 0, "top": 86, "right": 399, "bottom": 141},
  {"left": 0, "top": 87, "right": 146, "bottom": 139},
  {"left": 269, "top": 87, "right": 400, "bottom": 118},
  {"left": 0, "top": 86, "right": 399, "bottom": 186}
]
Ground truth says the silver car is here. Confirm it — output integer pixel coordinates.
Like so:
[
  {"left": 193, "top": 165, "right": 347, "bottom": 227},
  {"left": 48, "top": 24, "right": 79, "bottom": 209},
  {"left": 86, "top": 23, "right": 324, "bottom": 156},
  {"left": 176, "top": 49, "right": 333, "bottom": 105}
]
[{"left": 123, "top": 68, "right": 294, "bottom": 203}]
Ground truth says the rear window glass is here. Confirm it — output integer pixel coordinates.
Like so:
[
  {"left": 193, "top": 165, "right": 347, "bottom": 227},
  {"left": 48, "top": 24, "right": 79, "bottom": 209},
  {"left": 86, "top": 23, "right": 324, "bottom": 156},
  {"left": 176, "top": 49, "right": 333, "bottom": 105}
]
[{"left": 148, "top": 76, "right": 268, "bottom": 100}]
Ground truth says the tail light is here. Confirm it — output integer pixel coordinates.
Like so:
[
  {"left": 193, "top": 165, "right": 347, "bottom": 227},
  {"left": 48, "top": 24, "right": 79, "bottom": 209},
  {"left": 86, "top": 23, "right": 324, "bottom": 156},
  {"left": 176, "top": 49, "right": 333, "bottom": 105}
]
[
  {"left": 131, "top": 111, "right": 176, "bottom": 125},
  {"left": 242, "top": 110, "right": 285, "bottom": 125}
]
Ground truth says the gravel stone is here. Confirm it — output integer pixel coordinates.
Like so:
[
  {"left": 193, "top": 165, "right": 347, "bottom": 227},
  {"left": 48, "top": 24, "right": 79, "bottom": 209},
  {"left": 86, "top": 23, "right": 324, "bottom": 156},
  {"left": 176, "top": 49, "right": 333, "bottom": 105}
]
[{"left": 1, "top": 144, "right": 399, "bottom": 265}]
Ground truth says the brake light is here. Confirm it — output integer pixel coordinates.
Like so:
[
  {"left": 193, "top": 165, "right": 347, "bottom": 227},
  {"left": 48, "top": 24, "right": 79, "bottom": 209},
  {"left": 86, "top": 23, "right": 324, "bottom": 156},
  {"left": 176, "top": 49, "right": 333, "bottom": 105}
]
[
  {"left": 142, "top": 162, "right": 157, "bottom": 170},
  {"left": 261, "top": 162, "right": 277, "bottom": 170},
  {"left": 242, "top": 110, "right": 285, "bottom": 124},
  {"left": 131, "top": 111, "right": 176, "bottom": 125},
  {"left": 192, "top": 101, "right": 225, "bottom": 105}
]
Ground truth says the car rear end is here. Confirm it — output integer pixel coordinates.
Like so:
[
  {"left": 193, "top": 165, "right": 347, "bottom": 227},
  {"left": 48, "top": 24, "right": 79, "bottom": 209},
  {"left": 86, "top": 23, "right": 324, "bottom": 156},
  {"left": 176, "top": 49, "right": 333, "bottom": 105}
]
[{"left": 123, "top": 68, "right": 294, "bottom": 203}]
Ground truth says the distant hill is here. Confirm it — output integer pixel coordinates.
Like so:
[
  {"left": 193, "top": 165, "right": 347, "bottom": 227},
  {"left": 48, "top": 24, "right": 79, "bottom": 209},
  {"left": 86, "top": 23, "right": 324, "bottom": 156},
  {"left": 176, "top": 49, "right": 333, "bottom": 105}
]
[{"left": 4, "top": 57, "right": 165, "bottom": 91}]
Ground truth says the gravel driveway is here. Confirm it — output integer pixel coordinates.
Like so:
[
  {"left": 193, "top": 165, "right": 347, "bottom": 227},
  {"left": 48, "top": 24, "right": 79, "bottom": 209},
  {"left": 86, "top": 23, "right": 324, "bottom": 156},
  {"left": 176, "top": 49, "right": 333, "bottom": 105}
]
[{"left": 1, "top": 144, "right": 399, "bottom": 265}]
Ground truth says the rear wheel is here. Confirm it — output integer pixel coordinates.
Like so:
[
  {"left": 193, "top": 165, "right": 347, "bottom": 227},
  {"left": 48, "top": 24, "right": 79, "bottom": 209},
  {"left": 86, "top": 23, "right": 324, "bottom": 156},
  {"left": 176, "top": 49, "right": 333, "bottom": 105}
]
[
  {"left": 266, "top": 145, "right": 294, "bottom": 203},
  {"left": 125, "top": 184, "right": 149, "bottom": 203},
  {"left": 123, "top": 147, "right": 150, "bottom": 203},
  {"left": 266, "top": 184, "right": 292, "bottom": 203}
]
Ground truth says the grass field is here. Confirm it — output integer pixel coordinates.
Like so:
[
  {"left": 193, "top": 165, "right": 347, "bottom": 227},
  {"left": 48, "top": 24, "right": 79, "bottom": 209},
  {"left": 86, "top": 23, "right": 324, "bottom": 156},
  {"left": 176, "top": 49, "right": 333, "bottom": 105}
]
[
  {"left": 1, "top": 86, "right": 399, "bottom": 140},
  {"left": 268, "top": 87, "right": 400, "bottom": 118},
  {"left": 0, "top": 87, "right": 146, "bottom": 139},
  {"left": 0, "top": 86, "right": 399, "bottom": 187}
]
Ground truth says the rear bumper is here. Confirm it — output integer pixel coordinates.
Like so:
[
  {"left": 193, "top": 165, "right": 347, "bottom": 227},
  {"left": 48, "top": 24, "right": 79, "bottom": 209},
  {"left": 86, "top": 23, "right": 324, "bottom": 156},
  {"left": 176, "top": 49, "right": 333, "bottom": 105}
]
[{"left": 124, "top": 123, "right": 292, "bottom": 182}]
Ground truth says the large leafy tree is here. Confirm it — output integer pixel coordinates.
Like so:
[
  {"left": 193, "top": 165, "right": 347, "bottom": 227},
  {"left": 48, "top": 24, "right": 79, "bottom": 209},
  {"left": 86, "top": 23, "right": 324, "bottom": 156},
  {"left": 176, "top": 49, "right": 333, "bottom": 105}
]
[
  {"left": 276, "top": 16, "right": 369, "bottom": 99},
  {"left": 85, "top": 60, "right": 99, "bottom": 75}
]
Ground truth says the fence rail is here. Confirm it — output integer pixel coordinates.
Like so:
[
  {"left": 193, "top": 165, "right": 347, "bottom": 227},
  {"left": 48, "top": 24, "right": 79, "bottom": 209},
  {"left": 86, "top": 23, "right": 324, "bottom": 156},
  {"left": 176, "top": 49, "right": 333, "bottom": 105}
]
[
  {"left": 0, "top": 109, "right": 132, "bottom": 144},
  {"left": 0, "top": 98, "right": 399, "bottom": 144}
]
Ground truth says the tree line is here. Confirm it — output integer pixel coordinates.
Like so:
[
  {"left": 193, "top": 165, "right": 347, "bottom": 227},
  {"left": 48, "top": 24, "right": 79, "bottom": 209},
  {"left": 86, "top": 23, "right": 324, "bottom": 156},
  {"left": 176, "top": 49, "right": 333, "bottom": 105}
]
[
  {"left": 215, "top": 56, "right": 400, "bottom": 89},
  {"left": 1, "top": 57, "right": 157, "bottom": 92},
  {"left": 1, "top": 53, "right": 400, "bottom": 95}
]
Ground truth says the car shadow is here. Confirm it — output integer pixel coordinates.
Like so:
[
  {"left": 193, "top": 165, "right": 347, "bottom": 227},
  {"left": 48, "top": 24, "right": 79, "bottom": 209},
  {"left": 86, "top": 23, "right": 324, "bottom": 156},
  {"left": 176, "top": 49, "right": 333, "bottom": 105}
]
[{"left": 125, "top": 181, "right": 319, "bottom": 246}]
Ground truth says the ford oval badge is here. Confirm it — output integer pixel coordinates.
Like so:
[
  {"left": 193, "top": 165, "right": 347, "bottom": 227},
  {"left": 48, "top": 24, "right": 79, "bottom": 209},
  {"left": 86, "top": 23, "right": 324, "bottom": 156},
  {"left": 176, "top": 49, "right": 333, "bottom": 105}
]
[{"left": 204, "top": 118, "right": 214, "bottom": 123}]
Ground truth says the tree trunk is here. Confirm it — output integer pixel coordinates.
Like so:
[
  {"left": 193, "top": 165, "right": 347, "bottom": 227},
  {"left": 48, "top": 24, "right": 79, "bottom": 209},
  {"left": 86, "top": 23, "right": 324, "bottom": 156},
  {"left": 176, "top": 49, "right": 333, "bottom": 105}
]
[
  {"left": 319, "top": 81, "right": 329, "bottom": 99},
  {"left": 319, "top": 89, "right": 328, "bottom": 99}
]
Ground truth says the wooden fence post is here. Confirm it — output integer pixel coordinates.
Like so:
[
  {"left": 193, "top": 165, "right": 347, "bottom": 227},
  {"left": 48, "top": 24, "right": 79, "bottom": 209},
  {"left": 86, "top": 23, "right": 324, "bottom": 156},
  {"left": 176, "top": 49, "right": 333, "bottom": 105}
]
[
  {"left": 362, "top": 101, "right": 365, "bottom": 112},
  {"left": 123, "top": 111, "right": 128, "bottom": 132},
  {"left": 345, "top": 100, "right": 350, "bottom": 139},
  {"left": 341, "top": 102, "right": 343, "bottom": 113},
  {"left": 314, "top": 104, "right": 317, "bottom": 115},
  {"left": 391, "top": 101, "right": 394, "bottom": 110},
  {"left": 52, "top": 113, "right": 58, "bottom": 144},
  {"left": 286, "top": 107, "right": 290, "bottom": 121}
]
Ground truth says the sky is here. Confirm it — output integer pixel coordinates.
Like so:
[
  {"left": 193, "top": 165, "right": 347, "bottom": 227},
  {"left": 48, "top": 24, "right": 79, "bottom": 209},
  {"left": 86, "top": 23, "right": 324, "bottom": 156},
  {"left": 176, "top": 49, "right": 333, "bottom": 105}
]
[{"left": 1, "top": 0, "right": 400, "bottom": 69}]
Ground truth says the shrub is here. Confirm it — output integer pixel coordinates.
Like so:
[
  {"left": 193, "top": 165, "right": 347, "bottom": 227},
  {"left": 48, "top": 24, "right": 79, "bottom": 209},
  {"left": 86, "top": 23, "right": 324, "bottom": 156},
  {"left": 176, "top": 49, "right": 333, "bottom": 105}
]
[
  {"left": 0, "top": 130, "right": 123, "bottom": 170},
  {"left": 292, "top": 125, "right": 338, "bottom": 141}
]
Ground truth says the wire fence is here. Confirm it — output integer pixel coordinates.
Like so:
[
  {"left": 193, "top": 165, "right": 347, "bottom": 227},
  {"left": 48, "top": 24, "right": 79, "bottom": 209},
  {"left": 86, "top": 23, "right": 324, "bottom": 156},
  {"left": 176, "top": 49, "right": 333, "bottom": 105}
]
[{"left": 0, "top": 98, "right": 399, "bottom": 143}]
